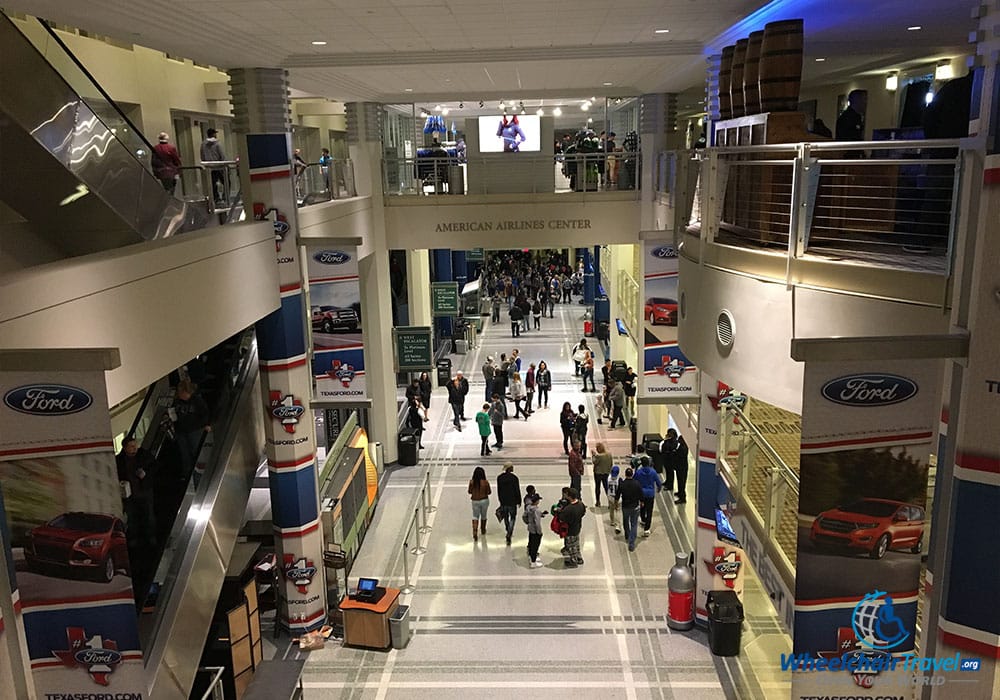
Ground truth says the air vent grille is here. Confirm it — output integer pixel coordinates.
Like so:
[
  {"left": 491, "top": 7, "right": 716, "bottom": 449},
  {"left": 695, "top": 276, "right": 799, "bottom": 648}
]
[{"left": 717, "top": 310, "right": 734, "bottom": 348}]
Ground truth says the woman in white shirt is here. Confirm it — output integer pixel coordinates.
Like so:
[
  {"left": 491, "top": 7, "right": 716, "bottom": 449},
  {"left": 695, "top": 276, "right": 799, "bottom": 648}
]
[{"left": 510, "top": 371, "right": 529, "bottom": 420}]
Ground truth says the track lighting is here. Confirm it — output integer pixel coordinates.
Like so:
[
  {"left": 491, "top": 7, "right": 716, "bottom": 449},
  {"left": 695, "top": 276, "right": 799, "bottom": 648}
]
[
  {"left": 459, "top": 102, "right": 464, "bottom": 109},
  {"left": 479, "top": 100, "right": 484, "bottom": 108}
]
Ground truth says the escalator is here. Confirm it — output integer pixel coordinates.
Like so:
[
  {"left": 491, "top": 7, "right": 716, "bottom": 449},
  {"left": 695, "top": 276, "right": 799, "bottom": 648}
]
[
  {"left": 0, "top": 13, "right": 215, "bottom": 265},
  {"left": 121, "top": 329, "right": 266, "bottom": 699}
]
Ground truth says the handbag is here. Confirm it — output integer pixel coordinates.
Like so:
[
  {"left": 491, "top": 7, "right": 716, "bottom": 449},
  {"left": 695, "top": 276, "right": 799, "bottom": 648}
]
[{"left": 495, "top": 506, "right": 505, "bottom": 523}]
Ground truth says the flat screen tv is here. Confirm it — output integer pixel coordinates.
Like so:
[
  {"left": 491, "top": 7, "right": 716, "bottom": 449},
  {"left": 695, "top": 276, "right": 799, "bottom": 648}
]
[{"left": 478, "top": 115, "right": 541, "bottom": 153}]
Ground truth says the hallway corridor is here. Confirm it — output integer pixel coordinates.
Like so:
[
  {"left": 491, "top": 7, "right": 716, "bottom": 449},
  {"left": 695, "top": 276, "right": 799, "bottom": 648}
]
[{"left": 298, "top": 303, "right": 746, "bottom": 698}]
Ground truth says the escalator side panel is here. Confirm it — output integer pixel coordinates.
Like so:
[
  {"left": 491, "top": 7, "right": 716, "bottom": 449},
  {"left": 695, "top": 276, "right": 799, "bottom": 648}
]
[{"left": 145, "top": 365, "right": 265, "bottom": 700}]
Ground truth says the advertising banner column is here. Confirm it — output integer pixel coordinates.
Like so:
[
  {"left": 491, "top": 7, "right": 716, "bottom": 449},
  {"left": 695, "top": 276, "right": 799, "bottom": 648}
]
[
  {"left": 641, "top": 241, "right": 698, "bottom": 399},
  {"left": 0, "top": 349, "right": 146, "bottom": 697},
  {"left": 791, "top": 359, "right": 942, "bottom": 696},
  {"left": 232, "top": 67, "right": 326, "bottom": 634}
]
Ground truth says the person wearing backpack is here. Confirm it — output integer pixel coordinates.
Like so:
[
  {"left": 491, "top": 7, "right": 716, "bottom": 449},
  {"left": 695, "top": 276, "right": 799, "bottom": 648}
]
[
  {"left": 496, "top": 463, "right": 521, "bottom": 545},
  {"left": 567, "top": 441, "right": 585, "bottom": 499},
  {"left": 559, "top": 488, "right": 587, "bottom": 567},
  {"left": 634, "top": 457, "right": 663, "bottom": 537},
  {"left": 573, "top": 404, "right": 590, "bottom": 458}
]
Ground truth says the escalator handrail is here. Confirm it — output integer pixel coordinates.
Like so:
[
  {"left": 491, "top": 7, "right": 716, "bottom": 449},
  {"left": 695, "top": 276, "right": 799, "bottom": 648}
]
[{"left": 34, "top": 16, "right": 156, "bottom": 158}]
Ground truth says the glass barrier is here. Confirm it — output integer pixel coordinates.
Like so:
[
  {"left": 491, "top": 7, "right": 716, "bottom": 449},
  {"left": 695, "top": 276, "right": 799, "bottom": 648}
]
[
  {"left": 296, "top": 160, "right": 358, "bottom": 205},
  {"left": 383, "top": 152, "right": 641, "bottom": 196}
]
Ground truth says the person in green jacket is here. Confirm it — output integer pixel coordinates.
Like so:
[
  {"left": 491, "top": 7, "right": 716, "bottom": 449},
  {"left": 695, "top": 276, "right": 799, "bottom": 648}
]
[
  {"left": 476, "top": 403, "right": 492, "bottom": 456},
  {"left": 591, "top": 441, "right": 613, "bottom": 507}
]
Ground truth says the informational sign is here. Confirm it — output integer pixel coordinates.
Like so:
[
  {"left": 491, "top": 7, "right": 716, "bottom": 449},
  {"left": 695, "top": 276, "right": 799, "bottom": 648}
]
[
  {"left": 306, "top": 247, "right": 366, "bottom": 401},
  {"left": 642, "top": 240, "right": 698, "bottom": 398},
  {"left": 431, "top": 282, "right": 460, "bottom": 317},
  {"left": 393, "top": 326, "right": 433, "bottom": 372},
  {"left": 466, "top": 247, "right": 485, "bottom": 262},
  {"left": 791, "top": 359, "right": 944, "bottom": 697}
]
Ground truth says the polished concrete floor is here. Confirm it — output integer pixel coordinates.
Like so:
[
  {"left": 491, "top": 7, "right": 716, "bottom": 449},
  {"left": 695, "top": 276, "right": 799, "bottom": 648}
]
[{"left": 297, "top": 303, "right": 791, "bottom": 699}]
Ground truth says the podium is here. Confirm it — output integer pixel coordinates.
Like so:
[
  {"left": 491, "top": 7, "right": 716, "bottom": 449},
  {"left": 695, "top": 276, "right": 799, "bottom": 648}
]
[{"left": 339, "top": 587, "right": 401, "bottom": 649}]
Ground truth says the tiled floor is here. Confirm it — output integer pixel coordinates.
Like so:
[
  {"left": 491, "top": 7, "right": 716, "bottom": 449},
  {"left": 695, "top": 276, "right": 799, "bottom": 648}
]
[{"left": 296, "top": 303, "right": 789, "bottom": 699}]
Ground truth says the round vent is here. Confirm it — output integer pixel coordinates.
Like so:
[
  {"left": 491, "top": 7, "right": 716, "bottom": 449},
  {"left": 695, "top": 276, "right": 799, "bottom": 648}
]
[
  {"left": 716, "top": 310, "right": 735, "bottom": 349},
  {"left": 680, "top": 291, "right": 687, "bottom": 320}
]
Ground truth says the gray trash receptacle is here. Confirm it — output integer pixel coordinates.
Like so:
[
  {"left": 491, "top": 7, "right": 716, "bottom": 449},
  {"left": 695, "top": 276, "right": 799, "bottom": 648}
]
[{"left": 389, "top": 605, "right": 411, "bottom": 649}]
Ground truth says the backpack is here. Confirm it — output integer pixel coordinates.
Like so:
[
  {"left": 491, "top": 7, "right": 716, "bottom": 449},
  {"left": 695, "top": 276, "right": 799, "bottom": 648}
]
[
  {"left": 574, "top": 413, "right": 588, "bottom": 435},
  {"left": 521, "top": 508, "right": 530, "bottom": 524},
  {"left": 550, "top": 514, "right": 569, "bottom": 537}
]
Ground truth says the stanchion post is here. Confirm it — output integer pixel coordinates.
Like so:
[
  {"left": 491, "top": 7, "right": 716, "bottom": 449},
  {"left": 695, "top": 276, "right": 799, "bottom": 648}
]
[
  {"left": 400, "top": 534, "right": 414, "bottom": 594},
  {"left": 423, "top": 469, "right": 437, "bottom": 513},
  {"left": 411, "top": 507, "right": 427, "bottom": 555}
]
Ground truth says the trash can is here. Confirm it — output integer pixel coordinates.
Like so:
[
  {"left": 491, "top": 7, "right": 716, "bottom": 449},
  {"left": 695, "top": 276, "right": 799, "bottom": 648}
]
[
  {"left": 398, "top": 429, "right": 419, "bottom": 467},
  {"left": 706, "top": 589, "right": 744, "bottom": 656},
  {"left": 436, "top": 358, "right": 452, "bottom": 386},
  {"left": 448, "top": 165, "right": 465, "bottom": 195},
  {"left": 389, "top": 605, "right": 411, "bottom": 649}
]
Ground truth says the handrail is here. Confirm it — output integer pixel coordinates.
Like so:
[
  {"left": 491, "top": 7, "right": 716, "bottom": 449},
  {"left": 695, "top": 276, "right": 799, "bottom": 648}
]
[
  {"left": 35, "top": 17, "right": 156, "bottom": 156},
  {"left": 125, "top": 381, "right": 158, "bottom": 441},
  {"left": 196, "top": 667, "right": 225, "bottom": 700},
  {"left": 725, "top": 404, "right": 800, "bottom": 493},
  {"left": 711, "top": 137, "right": 963, "bottom": 155}
]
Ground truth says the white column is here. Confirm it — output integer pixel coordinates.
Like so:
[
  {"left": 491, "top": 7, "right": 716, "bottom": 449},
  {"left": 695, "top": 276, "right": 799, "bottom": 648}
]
[{"left": 407, "top": 249, "right": 433, "bottom": 328}]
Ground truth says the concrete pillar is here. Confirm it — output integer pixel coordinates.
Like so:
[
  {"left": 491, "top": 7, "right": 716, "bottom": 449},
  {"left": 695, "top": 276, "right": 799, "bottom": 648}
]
[
  {"left": 230, "top": 67, "right": 325, "bottom": 632},
  {"left": 639, "top": 93, "right": 675, "bottom": 231},
  {"left": 406, "top": 249, "right": 432, "bottom": 328},
  {"left": 345, "top": 102, "right": 399, "bottom": 465},
  {"left": 593, "top": 245, "right": 602, "bottom": 294}
]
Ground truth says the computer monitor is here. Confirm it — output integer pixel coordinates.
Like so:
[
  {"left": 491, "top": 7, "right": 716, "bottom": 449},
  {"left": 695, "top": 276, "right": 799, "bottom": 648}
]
[
  {"left": 357, "top": 577, "right": 379, "bottom": 593},
  {"left": 714, "top": 508, "right": 740, "bottom": 547}
]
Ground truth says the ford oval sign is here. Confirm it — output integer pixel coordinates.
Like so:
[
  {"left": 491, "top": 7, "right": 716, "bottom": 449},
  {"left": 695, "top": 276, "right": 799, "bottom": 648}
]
[
  {"left": 313, "top": 250, "right": 351, "bottom": 265},
  {"left": 650, "top": 245, "right": 678, "bottom": 259},
  {"left": 820, "top": 374, "right": 918, "bottom": 407},
  {"left": 273, "top": 220, "right": 290, "bottom": 235},
  {"left": 3, "top": 384, "right": 94, "bottom": 416},
  {"left": 75, "top": 647, "right": 123, "bottom": 667}
]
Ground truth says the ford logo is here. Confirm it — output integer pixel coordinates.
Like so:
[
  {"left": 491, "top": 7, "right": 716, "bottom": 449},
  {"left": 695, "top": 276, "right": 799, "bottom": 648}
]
[
  {"left": 272, "top": 405, "right": 305, "bottom": 420},
  {"left": 286, "top": 565, "right": 316, "bottom": 581},
  {"left": 273, "top": 220, "right": 290, "bottom": 235},
  {"left": 3, "top": 385, "right": 93, "bottom": 416},
  {"left": 313, "top": 250, "right": 351, "bottom": 265},
  {"left": 74, "top": 648, "right": 122, "bottom": 666},
  {"left": 650, "top": 245, "right": 677, "bottom": 259},
  {"left": 715, "top": 561, "right": 740, "bottom": 575},
  {"left": 821, "top": 374, "right": 918, "bottom": 407}
]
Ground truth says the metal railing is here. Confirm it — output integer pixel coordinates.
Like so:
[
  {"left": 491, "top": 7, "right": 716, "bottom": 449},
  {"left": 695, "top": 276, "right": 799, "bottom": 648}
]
[
  {"left": 194, "top": 667, "right": 226, "bottom": 700},
  {"left": 383, "top": 152, "right": 641, "bottom": 196},
  {"left": 688, "top": 139, "right": 966, "bottom": 274},
  {"left": 296, "top": 160, "right": 357, "bottom": 204},
  {"left": 718, "top": 402, "right": 799, "bottom": 578},
  {"left": 398, "top": 468, "right": 436, "bottom": 595}
]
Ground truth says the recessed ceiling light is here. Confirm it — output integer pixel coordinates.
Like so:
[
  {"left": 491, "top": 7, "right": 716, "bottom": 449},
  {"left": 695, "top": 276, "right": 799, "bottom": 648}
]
[
  {"left": 603, "top": 82, "right": 613, "bottom": 86},
  {"left": 441, "top": 108, "right": 449, "bottom": 116},
  {"left": 654, "top": 28, "right": 670, "bottom": 34},
  {"left": 434, "top": 104, "right": 442, "bottom": 111},
  {"left": 907, "top": 25, "right": 921, "bottom": 31},
  {"left": 311, "top": 40, "right": 327, "bottom": 46},
  {"left": 581, "top": 101, "right": 590, "bottom": 111},
  {"left": 815, "top": 57, "right": 826, "bottom": 62},
  {"left": 404, "top": 88, "right": 413, "bottom": 92},
  {"left": 536, "top": 108, "right": 544, "bottom": 116},
  {"left": 552, "top": 107, "right": 562, "bottom": 116}
]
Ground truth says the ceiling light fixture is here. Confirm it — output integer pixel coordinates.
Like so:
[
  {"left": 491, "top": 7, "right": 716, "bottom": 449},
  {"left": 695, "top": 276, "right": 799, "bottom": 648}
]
[
  {"left": 581, "top": 102, "right": 590, "bottom": 111},
  {"left": 885, "top": 72, "right": 898, "bottom": 91},
  {"left": 587, "top": 117, "right": 593, "bottom": 123},
  {"left": 499, "top": 101, "right": 505, "bottom": 109},
  {"left": 433, "top": 104, "right": 442, "bottom": 111},
  {"left": 654, "top": 28, "right": 669, "bottom": 34},
  {"left": 536, "top": 108, "right": 545, "bottom": 116},
  {"left": 441, "top": 108, "right": 450, "bottom": 116},
  {"left": 603, "top": 81, "right": 613, "bottom": 86},
  {"left": 907, "top": 25, "right": 921, "bottom": 31},
  {"left": 552, "top": 107, "right": 562, "bottom": 116},
  {"left": 405, "top": 88, "right": 413, "bottom": 92},
  {"left": 925, "top": 90, "right": 935, "bottom": 105},
  {"left": 814, "top": 57, "right": 825, "bottom": 62},
  {"left": 935, "top": 60, "right": 954, "bottom": 81},
  {"left": 311, "top": 40, "right": 327, "bottom": 46}
]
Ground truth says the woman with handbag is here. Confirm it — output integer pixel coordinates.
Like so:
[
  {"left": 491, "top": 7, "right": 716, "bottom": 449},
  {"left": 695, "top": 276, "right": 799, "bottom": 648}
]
[
  {"left": 468, "top": 466, "right": 492, "bottom": 541},
  {"left": 536, "top": 361, "right": 552, "bottom": 409}
]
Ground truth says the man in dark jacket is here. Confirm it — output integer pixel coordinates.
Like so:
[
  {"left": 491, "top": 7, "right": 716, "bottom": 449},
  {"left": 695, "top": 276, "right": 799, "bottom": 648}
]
[
  {"left": 456, "top": 371, "right": 470, "bottom": 420},
  {"left": 559, "top": 488, "right": 587, "bottom": 567},
  {"left": 662, "top": 428, "right": 690, "bottom": 504},
  {"left": 116, "top": 437, "right": 156, "bottom": 546},
  {"left": 616, "top": 468, "right": 644, "bottom": 552},
  {"left": 447, "top": 377, "right": 464, "bottom": 431},
  {"left": 172, "top": 380, "right": 211, "bottom": 480},
  {"left": 496, "top": 463, "right": 521, "bottom": 544},
  {"left": 509, "top": 304, "right": 524, "bottom": 337}
]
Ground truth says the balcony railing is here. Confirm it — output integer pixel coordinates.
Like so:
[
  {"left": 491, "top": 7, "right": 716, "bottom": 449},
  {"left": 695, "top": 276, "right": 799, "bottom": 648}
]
[
  {"left": 685, "top": 139, "right": 967, "bottom": 275},
  {"left": 383, "top": 152, "right": 641, "bottom": 197},
  {"left": 296, "top": 160, "right": 357, "bottom": 205}
]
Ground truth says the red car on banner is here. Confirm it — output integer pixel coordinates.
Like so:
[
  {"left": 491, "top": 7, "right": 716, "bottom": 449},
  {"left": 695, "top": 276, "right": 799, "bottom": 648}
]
[
  {"left": 25, "top": 512, "right": 130, "bottom": 582},
  {"left": 809, "top": 498, "right": 925, "bottom": 560},
  {"left": 644, "top": 297, "right": 678, "bottom": 326}
]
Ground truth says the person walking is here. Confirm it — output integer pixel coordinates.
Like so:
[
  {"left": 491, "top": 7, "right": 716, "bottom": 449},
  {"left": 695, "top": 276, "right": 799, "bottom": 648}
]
[
  {"left": 559, "top": 489, "right": 586, "bottom": 567},
  {"left": 536, "top": 361, "right": 552, "bottom": 409},
  {"left": 606, "top": 465, "right": 622, "bottom": 534},
  {"left": 532, "top": 298, "right": 542, "bottom": 330},
  {"left": 591, "top": 442, "right": 613, "bottom": 507},
  {"left": 509, "top": 303, "right": 524, "bottom": 337},
  {"left": 524, "top": 363, "right": 536, "bottom": 416},
  {"left": 491, "top": 295, "right": 502, "bottom": 323},
  {"left": 200, "top": 128, "right": 228, "bottom": 203},
  {"left": 524, "top": 492, "right": 545, "bottom": 568},
  {"left": 490, "top": 393, "right": 505, "bottom": 450},
  {"left": 572, "top": 339, "right": 590, "bottom": 376},
  {"left": 497, "top": 463, "right": 521, "bottom": 545},
  {"left": 663, "top": 428, "right": 690, "bottom": 504},
  {"left": 417, "top": 371, "right": 432, "bottom": 410},
  {"left": 581, "top": 351, "right": 596, "bottom": 392},
  {"left": 568, "top": 441, "right": 585, "bottom": 498},
  {"left": 559, "top": 402, "right": 576, "bottom": 455},
  {"left": 616, "top": 468, "right": 643, "bottom": 551},
  {"left": 405, "top": 397, "right": 427, "bottom": 449},
  {"left": 468, "top": 466, "right": 492, "bottom": 541},
  {"left": 476, "top": 403, "right": 492, "bottom": 456},
  {"left": 573, "top": 404, "right": 590, "bottom": 458},
  {"left": 171, "top": 379, "right": 211, "bottom": 481},
  {"left": 623, "top": 367, "right": 638, "bottom": 423},
  {"left": 152, "top": 132, "right": 182, "bottom": 194},
  {"left": 455, "top": 371, "right": 469, "bottom": 420},
  {"left": 634, "top": 457, "right": 663, "bottom": 537},
  {"left": 447, "top": 376, "right": 464, "bottom": 431},
  {"left": 608, "top": 379, "right": 626, "bottom": 429},
  {"left": 510, "top": 371, "right": 529, "bottom": 419},
  {"left": 482, "top": 356, "right": 496, "bottom": 403}
]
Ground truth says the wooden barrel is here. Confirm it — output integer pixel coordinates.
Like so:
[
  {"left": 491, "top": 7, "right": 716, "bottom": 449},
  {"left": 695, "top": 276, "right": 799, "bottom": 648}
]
[
  {"left": 718, "top": 45, "right": 735, "bottom": 120},
  {"left": 742, "top": 31, "right": 764, "bottom": 115},
  {"left": 729, "top": 38, "right": 749, "bottom": 118},
  {"left": 759, "top": 19, "right": 804, "bottom": 112}
]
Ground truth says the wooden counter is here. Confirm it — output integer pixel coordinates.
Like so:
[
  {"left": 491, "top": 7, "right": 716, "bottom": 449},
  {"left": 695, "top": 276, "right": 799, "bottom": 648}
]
[{"left": 338, "top": 587, "right": 401, "bottom": 649}]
